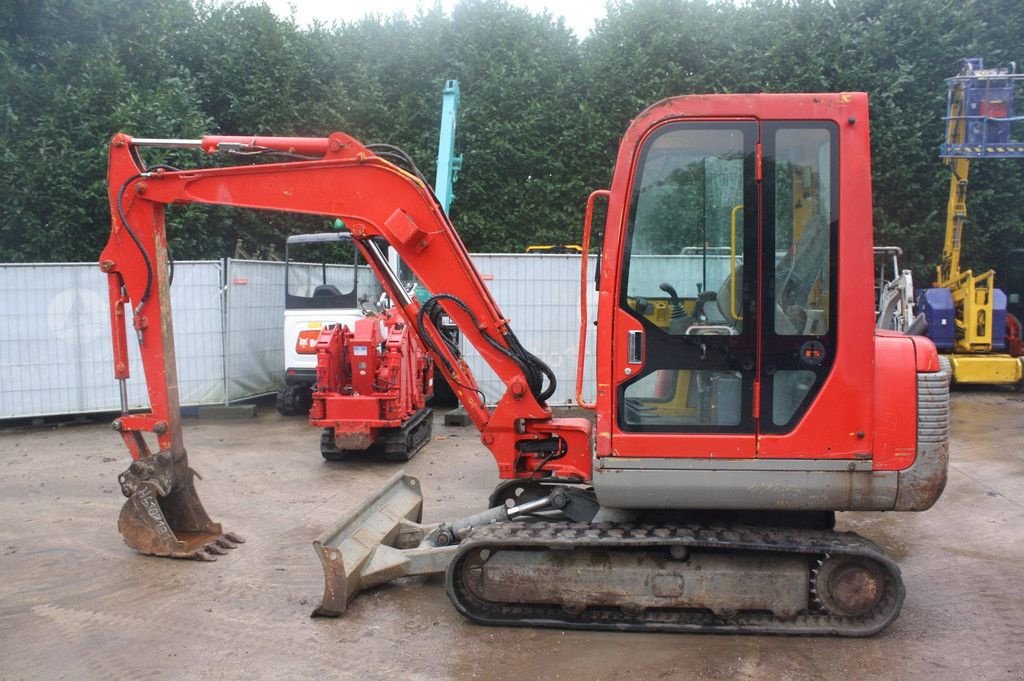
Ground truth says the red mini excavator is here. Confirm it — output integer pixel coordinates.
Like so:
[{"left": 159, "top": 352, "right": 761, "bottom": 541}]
[{"left": 101, "top": 93, "right": 949, "bottom": 635}]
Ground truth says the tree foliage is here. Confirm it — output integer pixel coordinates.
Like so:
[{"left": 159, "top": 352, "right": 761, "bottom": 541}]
[{"left": 0, "top": 0, "right": 1021, "bottom": 279}]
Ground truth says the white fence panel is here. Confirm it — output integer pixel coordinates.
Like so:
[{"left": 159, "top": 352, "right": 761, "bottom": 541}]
[
  {"left": 167, "top": 262, "right": 226, "bottom": 405},
  {"left": 224, "top": 260, "right": 286, "bottom": 402},
  {"left": 0, "top": 262, "right": 223, "bottom": 418},
  {"left": 1, "top": 255, "right": 597, "bottom": 418},
  {"left": 463, "top": 254, "right": 596, "bottom": 406}
]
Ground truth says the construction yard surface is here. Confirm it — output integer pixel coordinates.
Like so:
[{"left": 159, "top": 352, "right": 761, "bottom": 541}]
[{"left": 1, "top": 391, "right": 1023, "bottom": 681}]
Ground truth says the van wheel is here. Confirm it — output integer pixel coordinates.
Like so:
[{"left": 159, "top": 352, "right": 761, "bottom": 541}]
[{"left": 277, "top": 385, "right": 312, "bottom": 415}]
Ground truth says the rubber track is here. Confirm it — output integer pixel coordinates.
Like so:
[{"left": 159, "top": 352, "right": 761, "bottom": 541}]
[
  {"left": 383, "top": 407, "right": 433, "bottom": 461},
  {"left": 446, "top": 520, "right": 905, "bottom": 636}
]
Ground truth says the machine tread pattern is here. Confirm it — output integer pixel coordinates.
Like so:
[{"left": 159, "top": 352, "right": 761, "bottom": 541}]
[
  {"left": 383, "top": 408, "right": 433, "bottom": 462},
  {"left": 446, "top": 520, "right": 905, "bottom": 636}
]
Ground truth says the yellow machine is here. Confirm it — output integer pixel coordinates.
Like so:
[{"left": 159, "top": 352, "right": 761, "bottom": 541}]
[{"left": 917, "top": 58, "right": 1024, "bottom": 386}]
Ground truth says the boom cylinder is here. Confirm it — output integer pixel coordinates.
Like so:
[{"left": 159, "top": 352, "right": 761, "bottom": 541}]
[{"left": 129, "top": 136, "right": 331, "bottom": 156}]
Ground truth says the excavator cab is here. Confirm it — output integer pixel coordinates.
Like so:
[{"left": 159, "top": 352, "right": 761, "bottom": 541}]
[
  {"left": 587, "top": 96, "right": 946, "bottom": 519},
  {"left": 609, "top": 118, "right": 837, "bottom": 450}
]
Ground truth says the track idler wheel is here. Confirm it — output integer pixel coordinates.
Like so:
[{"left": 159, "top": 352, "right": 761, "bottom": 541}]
[{"left": 814, "top": 556, "right": 885, "bottom": 617}]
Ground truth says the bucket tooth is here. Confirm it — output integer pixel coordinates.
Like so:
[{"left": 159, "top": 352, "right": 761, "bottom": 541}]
[
  {"left": 214, "top": 536, "right": 240, "bottom": 550},
  {"left": 312, "top": 471, "right": 455, "bottom": 617}
]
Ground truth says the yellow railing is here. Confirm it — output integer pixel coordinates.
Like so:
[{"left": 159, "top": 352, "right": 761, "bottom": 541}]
[{"left": 730, "top": 204, "right": 743, "bottom": 321}]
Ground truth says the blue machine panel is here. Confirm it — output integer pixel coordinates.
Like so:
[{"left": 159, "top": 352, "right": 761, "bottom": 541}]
[
  {"left": 992, "top": 288, "right": 1008, "bottom": 350},
  {"left": 917, "top": 287, "right": 955, "bottom": 350}
]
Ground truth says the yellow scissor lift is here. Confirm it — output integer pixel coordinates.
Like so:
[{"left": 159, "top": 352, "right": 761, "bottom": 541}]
[{"left": 917, "top": 58, "right": 1024, "bottom": 386}]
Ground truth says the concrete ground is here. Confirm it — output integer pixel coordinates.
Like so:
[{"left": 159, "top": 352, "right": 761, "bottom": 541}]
[{"left": 1, "top": 391, "right": 1023, "bottom": 681}]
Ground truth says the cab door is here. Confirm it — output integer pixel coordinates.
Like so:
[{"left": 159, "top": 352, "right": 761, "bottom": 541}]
[
  {"left": 609, "top": 119, "right": 841, "bottom": 460},
  {"left": 758, "top": 123, "right": 838, "bottom": 443},
  {"left": 611, "top": 121, "right": 760, "bottom": 458}
]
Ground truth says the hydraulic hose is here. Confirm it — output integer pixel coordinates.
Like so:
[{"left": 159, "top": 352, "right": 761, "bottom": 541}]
[{"left": 417, "top": 294, "right": 556, "bottom": 405}]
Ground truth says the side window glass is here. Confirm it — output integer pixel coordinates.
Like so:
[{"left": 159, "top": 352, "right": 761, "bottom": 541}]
[
  {"left": 625, "top": 126, "right": 749, "bottom": 336},
  {"left": 767, "top": 124, "right": 837, "bottom": 432},
  {"left": 771, "top": 369, "right": 816, "bottom": 425},
  {"left": 772, "top": 128, "right": 832, "bottom": 336},
  {"left": 623, "top": 369, "right": 743, "bottom": 427}
]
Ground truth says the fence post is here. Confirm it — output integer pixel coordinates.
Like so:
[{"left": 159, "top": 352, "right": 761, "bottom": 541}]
[{"left": 221, "top": 257, "right": 230, "bottom": 406}]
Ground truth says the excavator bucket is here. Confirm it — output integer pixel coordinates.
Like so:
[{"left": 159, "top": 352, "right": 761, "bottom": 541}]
[
  {"left": 117, "top": 467, "right": 244, "bottom": 561},
  {"left": 312, "top": 472, "right": 455, "bottom": 617}
]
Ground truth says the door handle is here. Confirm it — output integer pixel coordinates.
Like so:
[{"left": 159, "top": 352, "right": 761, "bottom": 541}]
[{"left": 628, "top": 330, "right": 643, "bottom": 364}]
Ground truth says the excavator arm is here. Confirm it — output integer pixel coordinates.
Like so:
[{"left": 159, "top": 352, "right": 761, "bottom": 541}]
[
  {"left": 101, "top": 138, "right": 245, "bottom": 560},
  {"left": 101, "top": 131, "right": 592, "bottom": 560}
]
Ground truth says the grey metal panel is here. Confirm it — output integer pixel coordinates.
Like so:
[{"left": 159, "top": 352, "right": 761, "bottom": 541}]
[
  {"left": 224, "top": 260, "right": 285, "bottom": 402},
  {"left": 896, "top": 358, "right": 952, "bottom": 511},
  {"left": 159, "top": 262, "right": 226, "bottom": 406},
  {"left": 593, "top": 467, "right": 898, "bottom": 511}
]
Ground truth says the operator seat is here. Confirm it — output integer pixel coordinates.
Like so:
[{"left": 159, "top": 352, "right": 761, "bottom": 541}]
[
  {"left": 716, "top": 215, "right": 829, "bottom": 335},
  {"left": 312, "top": 284, "right": 343, "bottom": 297}
]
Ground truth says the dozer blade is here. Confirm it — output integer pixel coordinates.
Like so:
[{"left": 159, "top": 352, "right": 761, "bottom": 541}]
[
  {"left": 312, "top": 471, "right": 455, "bottom": 617},
  {"left": 118, "top": 473, "right": 244, "bottom": 561}
]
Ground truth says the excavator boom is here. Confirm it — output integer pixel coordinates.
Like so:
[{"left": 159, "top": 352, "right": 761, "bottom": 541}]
[
  {"left": 102, "top": 129, "right": 590, "bottom": 562},
  {"left": 106, "top": 131, "right": 591, "bottom": 481}
]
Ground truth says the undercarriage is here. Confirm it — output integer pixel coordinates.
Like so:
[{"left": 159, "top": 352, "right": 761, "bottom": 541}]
[
  {"left": 448, "top": 521, "right": 901, "bottom": 636},
  {"left": 312, "top": 473, "right": 902, "bottom": 636}
]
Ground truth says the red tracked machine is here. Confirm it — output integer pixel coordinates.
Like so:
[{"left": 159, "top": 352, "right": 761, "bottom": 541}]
[
  {"left": 100, "top": 93, "right": 949, "bottom": 635},
  {"left": 310, "top": 307, "right": 433, "bottom": 461}
]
